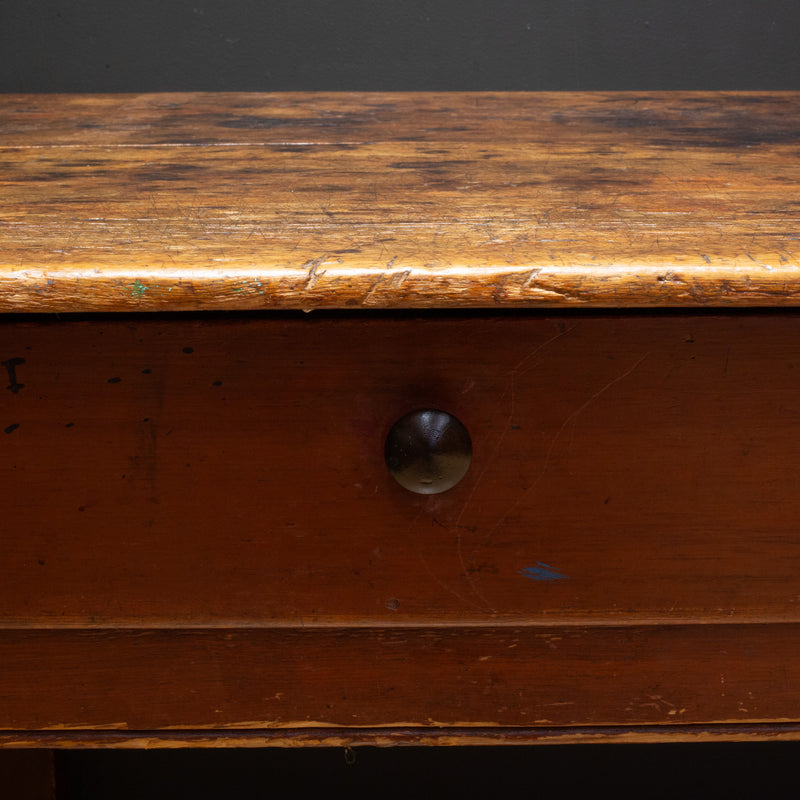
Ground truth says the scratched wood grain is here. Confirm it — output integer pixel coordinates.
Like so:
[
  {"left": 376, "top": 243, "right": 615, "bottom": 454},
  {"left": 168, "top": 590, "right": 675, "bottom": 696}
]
[
  {"left": 3, "top": 313, "right": 800, "bottom": 628},
  {"left": 8, "top": 724, "right": 800, "bottom": 748},
  {"left": 1, "top": 92, "right": 800, "bottom": 311},
  {"left": 1, "top": 624, "right": 800, "bottom": 733}
]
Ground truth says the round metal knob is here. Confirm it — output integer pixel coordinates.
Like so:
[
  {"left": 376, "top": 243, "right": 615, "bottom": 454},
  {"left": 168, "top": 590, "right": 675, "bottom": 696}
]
[{"left": 385, "top": 409, "right": 472, "bottom": 494}]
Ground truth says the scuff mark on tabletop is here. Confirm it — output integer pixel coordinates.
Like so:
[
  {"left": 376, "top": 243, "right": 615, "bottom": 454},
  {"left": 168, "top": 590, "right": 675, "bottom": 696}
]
[
  {"left": 519, "top": 562, "right": 569, "bottom": 582},
  {"left": 301, "top": 256, "right": 327, "bottom": 290}
]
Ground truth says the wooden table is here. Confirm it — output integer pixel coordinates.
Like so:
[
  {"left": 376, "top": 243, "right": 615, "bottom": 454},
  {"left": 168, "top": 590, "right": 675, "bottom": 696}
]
[{"left": 2, "top": 92, "right": 800, "bottom": 749}]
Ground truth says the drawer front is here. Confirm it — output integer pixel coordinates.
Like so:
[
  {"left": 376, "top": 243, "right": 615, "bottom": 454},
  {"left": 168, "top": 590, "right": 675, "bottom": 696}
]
[{"left": 2, "top": 313, "right": 800, "bottom": 627}]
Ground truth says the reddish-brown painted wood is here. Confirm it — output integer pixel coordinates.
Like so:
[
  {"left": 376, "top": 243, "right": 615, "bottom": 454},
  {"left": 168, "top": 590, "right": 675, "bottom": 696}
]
[
  {"left": 0, "top": 625, "right": 799, "bottom": 733},
  {"left": 1, "top": 93, "right": 800, "bottom": 311},
  {"left": 2, "top": 313, "right": 800, "bottom": 628}
]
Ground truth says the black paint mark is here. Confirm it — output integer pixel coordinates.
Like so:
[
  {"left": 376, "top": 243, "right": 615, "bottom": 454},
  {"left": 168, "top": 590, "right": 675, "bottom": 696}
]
[
  {"left": 4, "top": 423, "right": 19, "bottom": 434},
  {"left": 217, "top": 115, "right": 301, "bottom": 129},
  {"left": 65, "top": 422, "right": 74, "bottom": 428},
  {"left": 510, "top": 424, "right": 521, "bottom": 430},
  {"left": 108, "top": 377, "right": 121, "bottom": 384},
  {"left": 2, "top": 357, "right": 25, "bottom": 394},
  {"left": 216, "top": 112, "right": 369, "bottom": 132},
  {"left": 388, "top": 155, "right": 473, "bottom": 167},
  {"left": 37, "top": 559, "right": 45, "bottom": 566},
  {"left": 212, "top": 380, "right": 222, "bottom": 386},
  {"left": 134, "top": 163, "right": 207, "bottom": 182},
  {"left": 466, "top": 562, "right": 499, "bottom": 576},
  {"left": 582, "top": 108, "right": 800, "bottom": 150},
  {"left": 182, "top": 347, "right": 194, "bottom": 354},
  {"left": 142, "top": 368, "right": 152, "bottom": 374}
]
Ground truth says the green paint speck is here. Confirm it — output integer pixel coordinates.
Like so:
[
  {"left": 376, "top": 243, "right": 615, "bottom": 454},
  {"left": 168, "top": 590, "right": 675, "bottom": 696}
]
[{"left": 131, "top": 280, "right": 148, "bottom": 298}]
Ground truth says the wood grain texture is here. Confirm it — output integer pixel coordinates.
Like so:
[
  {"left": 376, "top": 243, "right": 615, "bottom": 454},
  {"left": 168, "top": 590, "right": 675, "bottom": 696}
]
[
  {"left": 8, "top": 724, "right": 800, "bottom": 748},
  {"left": 0, "top": 625, "right": 799, "bottom": 733},
  {"left": 1, "top": 92, "right": 800, "bottom": 311},
  {"left": 3, "top": 313, "right": 800, "bottom": 628}
]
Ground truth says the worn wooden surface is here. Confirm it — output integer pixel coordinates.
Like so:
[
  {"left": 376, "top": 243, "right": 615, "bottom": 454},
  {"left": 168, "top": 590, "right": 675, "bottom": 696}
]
[
  {"left": 1, "top": 92, "right": 800, "bottom": 311},
  {"left": 5, "top": 310, "right": 800, "bottom": 742},
  {"left": 8, "top": 724, "right": 800, "bottom": 749},
  {"left": 0, "top": 624, "right": 799, "bottom": 734},
  {"left": 4, "top": 313, "right": 800, "bottom": 627}
]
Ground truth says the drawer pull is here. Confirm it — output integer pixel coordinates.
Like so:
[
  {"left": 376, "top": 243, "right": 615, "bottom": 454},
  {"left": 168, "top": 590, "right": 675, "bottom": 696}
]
[{"left": 385, "top": 409, "right": 471, "bottom": 494}]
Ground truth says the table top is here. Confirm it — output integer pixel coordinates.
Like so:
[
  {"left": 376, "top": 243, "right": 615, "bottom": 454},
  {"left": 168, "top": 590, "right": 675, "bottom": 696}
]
[{"left": 1, "top": 91, "right": 799, "bottom": 312}]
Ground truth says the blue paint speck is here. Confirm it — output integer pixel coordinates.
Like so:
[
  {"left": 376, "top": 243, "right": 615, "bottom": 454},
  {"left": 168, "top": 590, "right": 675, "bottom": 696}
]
[{"left": 519, "top": 562, "right": 569, "bottom": 582}]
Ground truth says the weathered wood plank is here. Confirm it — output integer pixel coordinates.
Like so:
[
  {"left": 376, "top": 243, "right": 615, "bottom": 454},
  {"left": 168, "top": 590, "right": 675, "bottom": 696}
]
[
  {"left": 5, "top": 724, "right": 800, "bottom": 748},
  {"left": 0, "top": 625, "right": 798, "bottom": 731},
  {"left": 1, "top": 92, "right": 799, "bottom": 310}
]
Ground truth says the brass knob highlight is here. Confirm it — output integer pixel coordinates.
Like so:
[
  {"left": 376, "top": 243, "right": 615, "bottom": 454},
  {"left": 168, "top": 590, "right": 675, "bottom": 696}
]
[{"left": 385, "top": 409, "right": 472, "bottom": 495}]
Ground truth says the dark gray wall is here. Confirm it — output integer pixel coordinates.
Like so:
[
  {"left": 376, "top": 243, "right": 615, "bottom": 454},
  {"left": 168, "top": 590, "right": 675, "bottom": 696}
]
[{"left": 2, "top": 0, "right": 800, "bottom": 92}]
